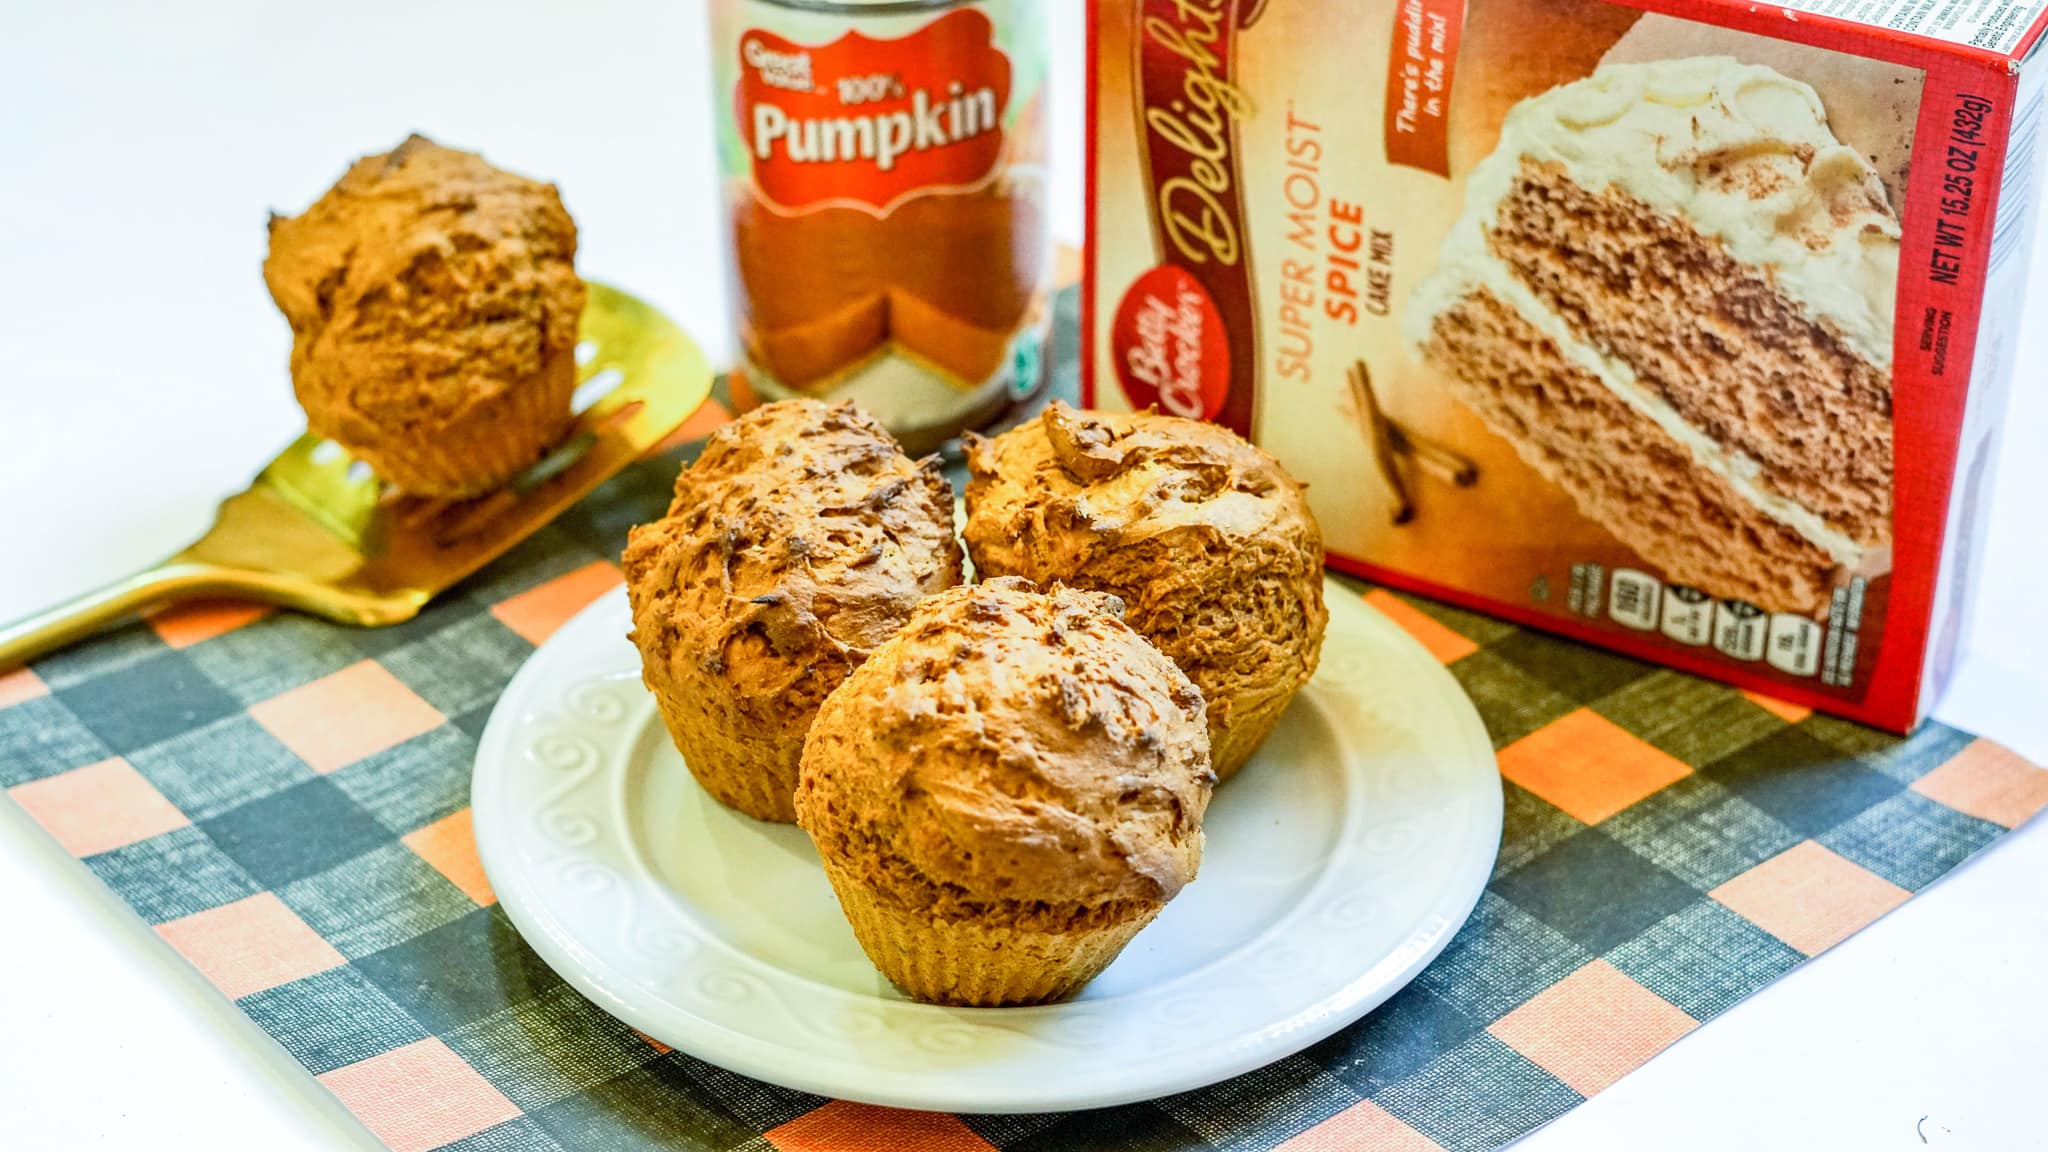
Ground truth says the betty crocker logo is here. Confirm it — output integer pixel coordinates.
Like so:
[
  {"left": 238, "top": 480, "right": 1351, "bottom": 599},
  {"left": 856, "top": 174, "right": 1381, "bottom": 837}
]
[
  {"left": 736, "top": 9, "right": 1012, "bottom": 216},
  {"left": 1113, "top": 264, "right": 1230, "bottom": 421}
]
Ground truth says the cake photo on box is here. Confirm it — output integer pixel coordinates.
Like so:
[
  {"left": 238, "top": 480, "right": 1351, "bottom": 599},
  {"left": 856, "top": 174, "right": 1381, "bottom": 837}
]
[{"left": 1405, "top": 54, "right": 1902, "bottom": 615}]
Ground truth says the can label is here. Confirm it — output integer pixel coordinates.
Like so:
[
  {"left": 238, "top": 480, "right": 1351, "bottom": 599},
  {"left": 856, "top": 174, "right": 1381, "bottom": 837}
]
[
  {"left": 736, "top": 9, "right": 1013, "bottom": 215},
  {"left": 712, "top": 0, "right": 1050, "bottom": 449}
]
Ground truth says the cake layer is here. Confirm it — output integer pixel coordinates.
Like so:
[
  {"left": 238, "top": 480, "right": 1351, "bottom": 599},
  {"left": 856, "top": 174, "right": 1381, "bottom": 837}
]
[
  {"left": 1487, "top": 158, "right": 1893, "bottom": 545},
  {"left": 1421, "top": 288, "right": 1840, "bottom": 613}
]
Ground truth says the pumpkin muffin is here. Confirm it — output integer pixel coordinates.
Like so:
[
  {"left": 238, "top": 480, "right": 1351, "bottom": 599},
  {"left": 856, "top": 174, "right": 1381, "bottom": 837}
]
[
  {"left": 964, "top": 403, "right": 1327, "bottom": 780},
  {"left": 624, "top": 399, "right": 962, "bottom": 822},
  {"left": 263, "top": 134, "right": 586, "bottom": 497},
  {"left": 797, "top": 577, "right": 1213, "bottom": 1006}
]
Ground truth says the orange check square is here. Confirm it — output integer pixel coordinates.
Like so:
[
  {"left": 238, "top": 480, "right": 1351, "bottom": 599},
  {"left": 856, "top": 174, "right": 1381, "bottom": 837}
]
[
  {"left": 1711, "top": 840, "right": 1909, "bottom": 956},
  {"left": 633, "top": 1029, "right": 673, "bottom": 1055},
  {"left": 10, "top": 757, "right": 189, "bottom": 857},
  {"left": 1274, "top": 1100, "right": 1445, "bottom": 1151},
  {"left": 146, "top": 600, "right": 274, "bottom": 650},
  {"left": 490, "top": 561, "right": 623, "bottom": 646},
  {"left": 768, "top": 1101, "right": 995, "bottom": 1152},
  {"left": 1487, "top": 959, "right": 1696, "bottom": 1096},
  {"left": 0, "top": 666, "right": 50, "bottom": 709},
  {"left": 1365, "top": 589, "right": 1479, "bottom": 664},
  {"left": 1912, "top": 739, "right": 2048, "bottom": 828},
  {"left": 250, "top": 661, "right": 444, "bottom": 774},
  {"left": 1498, "top": 708, "right": 1692, "bottom": 824},
  {"left": 156, "top": 892, "right": 344, "bottom": 999},
  {"left": 1740, "top": 689, "right": 1811, "bottom": 725},
  {"left": 319, "top": 1038, "right": 521, "bottom": 1152},
  {"left": 402, "top": 807, "right": 495, "bottom": 906}
]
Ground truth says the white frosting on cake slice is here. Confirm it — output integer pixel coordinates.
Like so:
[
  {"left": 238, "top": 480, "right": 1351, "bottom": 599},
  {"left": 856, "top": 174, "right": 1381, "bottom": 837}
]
[{"left": 1407, "top": 56, "right": 1900, "bottom": 572}]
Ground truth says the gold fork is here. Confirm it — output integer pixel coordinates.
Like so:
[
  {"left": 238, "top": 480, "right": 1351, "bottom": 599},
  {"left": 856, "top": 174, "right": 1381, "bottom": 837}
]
[{"left": 0, "top": 281, "right": 711, "bottom": 669}]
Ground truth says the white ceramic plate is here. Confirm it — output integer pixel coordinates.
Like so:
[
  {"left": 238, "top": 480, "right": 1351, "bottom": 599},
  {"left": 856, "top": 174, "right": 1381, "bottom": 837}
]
[{"left": 473, "top": 579, "right": 1502, "bottom": 1113}]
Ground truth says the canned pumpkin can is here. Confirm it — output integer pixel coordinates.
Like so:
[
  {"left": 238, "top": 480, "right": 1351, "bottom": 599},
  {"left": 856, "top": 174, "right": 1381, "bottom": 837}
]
[{"left": 711, "top": 0, "right": 1052, "bottom": 454}]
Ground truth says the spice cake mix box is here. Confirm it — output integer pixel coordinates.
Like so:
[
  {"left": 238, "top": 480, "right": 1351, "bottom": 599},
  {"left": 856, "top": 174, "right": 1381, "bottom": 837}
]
[{"left": 1083, "top": 0, "right": 2048, "bottom": 730}]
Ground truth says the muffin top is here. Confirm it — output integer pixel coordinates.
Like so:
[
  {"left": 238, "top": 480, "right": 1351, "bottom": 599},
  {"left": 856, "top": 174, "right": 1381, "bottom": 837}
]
[
  {"left": 796, "top": 577, "right": 1212, "bottom": 923},
  {"left": 963, "top": 403, "right": 1325, "bottom": 715},
  {"left": 623, "top": 399, "right": 962, "bottom": 730},
  {"left": 263, "top": 134, "right": 585, "bottom": 442}
]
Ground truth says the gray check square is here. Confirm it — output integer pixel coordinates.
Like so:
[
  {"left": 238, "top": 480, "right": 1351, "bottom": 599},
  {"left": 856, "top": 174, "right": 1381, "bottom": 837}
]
[
  {"left": 439, "top": 1118, "right": 570, "bottom": 1152},
  {"left": 1488, "top": 630, "right": 1657, "bottom": 705},
  {"left": 439, "top": 1119, "right": 572, "bottom": 1152},
  {"left": 662, "top": 1051, "right": 822, "bottom": 1134},
  {"left": 1608, "top": 900, "right": 1802, "bottom": 1020},
  {"left": 1821, "top": 790, "right": 2004, "bottom": 890},
  {"left": 1801, "top": 712, "right": 1904, "bottom": 758},
  {"left": 1594, "top": 671, "right": 1786, "bottom": 767},
  {"left": 84, "top": 825, "right": 259, "bottom": 924},
  {"left": 529, "top": 1059, "right": 763, "bottom": 1152},
  {"left": 29, "top": 620, "right": 167, "bottom": 691},
  {"left": 1396, "top": 591, "right": 1518, "bottom": 649},
  {"left": 1414, "top": 892, "right": 1590, "bottom": 1022},
  {"left": 181, "top": 612, "right": 362, "bottom": 707},
  {"left": 0, "top": 697, "right": 111, "bottom": 787},
  {"left": 355, "top": 906, "right": 564, "bottom": 1034},
  {"left": 1600, "top": 774, "right": 1803, "bottom": 891},
  {"left": 459, "top": 526, "right": 609, "bottom": 606},
  {"left": 237, "top": 965, "right": 428, "bottom": 1075},
  {"left": 1854, "top": 722, "right": 1978, "bottom": 786},
  {"left": 1158, "top": 1054, "right": 1358, "bottom": 1150},
  {"left": 278, "top": 842, "right": 477, "bottom": 958},
  {"left": 329, "top": 725, "right": 474, "bottom": 835},
  {"left": 1376, "top": 1033, "right": 1581, "bottom": 1152},
  {"left": 999, "top": 1104, "right": 1207, "bottom": 1152},
  {"left": 1706, "top": 727, "right": 1904, "bottom": 838},
  {"left": 379, "top": 614, "right": 534, "bottom": 720},
  {"left": 126, "top": 713, "right": 315, "bottom": 822},
  {"left": 1307, "top": 981, "right": 1487, "bottom": 1098},
  {"left": 1492, "top": 830, "right": 1700, "bottom": 955},
  {"left": 1450, "top": 651, "right": 1577, "bottom": 750},
  {"left": 1497, "top": 781, "right": 1585, "bottom": 874},
  {"left": 966, "top": 1113, "right": 1069, "bottom": 1149},
  {"left": 54, "top": 650, "right": 239, "bottom": 756},
  {"left": 445, "top": 982, "right": 658, "bottom": 1112},
  {"left": 453, "top": 704, "right": 497, "bottom": 743},
  {"left": 349, "top": 592, "right": 489, "bottom": 659},
  {"left": 199, "top": 777, "right": 388, "bottom": 890}
]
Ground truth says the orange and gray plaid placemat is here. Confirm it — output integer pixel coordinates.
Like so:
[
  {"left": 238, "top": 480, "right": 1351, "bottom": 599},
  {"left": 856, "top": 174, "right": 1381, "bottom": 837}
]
[{"left": 6, "top": 293, "right": 2048, "bottom": 1151}]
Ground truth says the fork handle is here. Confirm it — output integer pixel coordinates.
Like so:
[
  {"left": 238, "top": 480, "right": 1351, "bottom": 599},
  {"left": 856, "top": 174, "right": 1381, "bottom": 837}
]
[{"left": 0, "top": 562, "right": 244, "bottom": 671}]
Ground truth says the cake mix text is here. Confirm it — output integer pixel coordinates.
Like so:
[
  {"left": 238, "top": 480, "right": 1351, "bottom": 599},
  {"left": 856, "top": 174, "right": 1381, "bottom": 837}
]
[
  {"left": 1133, "top": 0, "right": 1266, "bottom": 436},
  {"left": 1141, "top": 3, "right": 1254, "bottom": 265},
  {"left": 1273, "top": 103, "right": 1392, "bottom": 385},
  {"left": 1927, "top": 93, "right": 1994, "bottom": 289},
  {"left": 1383, "top": 0, "right": 1465, "bottom": 176}
]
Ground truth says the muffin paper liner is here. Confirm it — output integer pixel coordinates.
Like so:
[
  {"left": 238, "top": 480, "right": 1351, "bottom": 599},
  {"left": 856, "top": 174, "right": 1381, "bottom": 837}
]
[{"left": 820, "top": 861, "right": 1159, "bottom": 1007}]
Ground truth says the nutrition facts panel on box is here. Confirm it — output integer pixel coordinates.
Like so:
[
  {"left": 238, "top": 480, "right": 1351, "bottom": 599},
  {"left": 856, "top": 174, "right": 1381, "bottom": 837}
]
[
  {"left": 1568, "top": 563, "right": 1868, "bottom": 686},
  {"left": 1776, "top": 0, "right": 2048, "bottom": 53}
]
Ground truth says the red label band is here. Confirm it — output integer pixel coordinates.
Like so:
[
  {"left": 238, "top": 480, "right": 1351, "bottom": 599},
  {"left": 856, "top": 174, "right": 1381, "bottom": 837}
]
[
  {"left": 1384, "top": 0, "right": 1465, "bottom": 177},
  {"left": 736, "top": 8, "right": 1011, "bottom": 216},
  {"left": 1131, "top": 0, "right": 1263, "bottom": 436}
]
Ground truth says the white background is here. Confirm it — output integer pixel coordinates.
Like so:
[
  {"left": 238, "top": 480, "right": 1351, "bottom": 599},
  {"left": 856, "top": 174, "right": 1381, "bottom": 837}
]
[{"left": 2, "top": 2, "right": 2044, "bottom": 1149}]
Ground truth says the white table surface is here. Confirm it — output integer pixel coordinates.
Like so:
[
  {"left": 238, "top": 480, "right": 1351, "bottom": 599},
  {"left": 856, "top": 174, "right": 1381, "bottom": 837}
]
[{"left": 3, "top": 3, "right": 2044, "bottom": 1149}]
